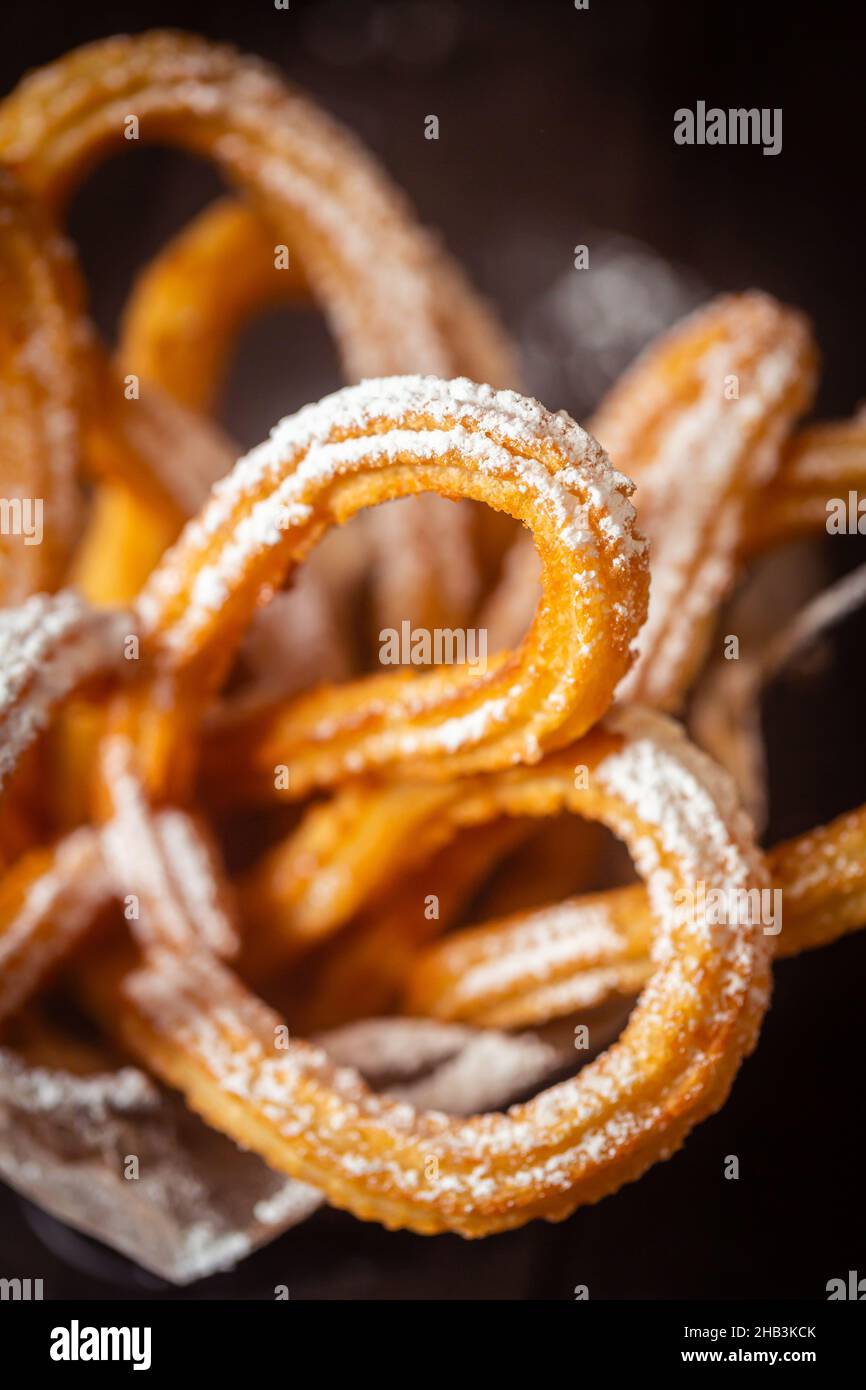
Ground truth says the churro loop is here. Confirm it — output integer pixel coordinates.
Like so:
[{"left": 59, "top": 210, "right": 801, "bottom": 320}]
[
  {"left": 113, "top": 188, "right": 517, "bottom": 636},
  {"left": 477, "top": 293, "right": 818, "bottom": 700},
  {"left": 118, "top": 376, "right": 647, "bottom": 800},
  {"left": 0, "top": 30, "right": 516, "bottom": 383},
  {"left": 214, "top": 294, "right": 818, "bottom": 951},
  {"left": 78, "top": 706, "right": 771, "bottom": 1236},
  {"left": 5, "top": 30, "right": 516, "bottom": 643},
  {"left": 591, "top": 292, "right": 816, "bottom": 706},
  {"left": 120, "top": 195, "right": 517, "bottom": 416}
]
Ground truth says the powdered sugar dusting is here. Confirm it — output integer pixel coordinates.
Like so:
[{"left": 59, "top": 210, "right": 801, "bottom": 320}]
[
  {"left": 100, "top": 737, "right": 239, "bottom": 957},
  {"left": 0, "top": 591, "right": 132, "bottom": 788}
]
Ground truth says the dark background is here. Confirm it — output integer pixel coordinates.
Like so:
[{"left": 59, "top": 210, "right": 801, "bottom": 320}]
[{"left": 1, "top": 0, "right": 864, "bottom": 1299}]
